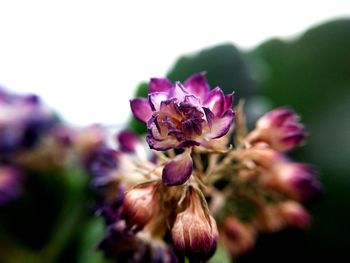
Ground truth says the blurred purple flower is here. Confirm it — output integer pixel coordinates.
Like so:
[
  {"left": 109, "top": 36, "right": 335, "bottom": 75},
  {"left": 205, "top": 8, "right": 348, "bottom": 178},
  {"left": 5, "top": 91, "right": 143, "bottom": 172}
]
[
  {"left": 0, "top": 166, "right": 23, "bottom": 205},
  {"left": 0, "top": 88, "right": 56, "bottom": 153},
  {"left": 246, "top": 107, "right": 307, "bottom": 152}
]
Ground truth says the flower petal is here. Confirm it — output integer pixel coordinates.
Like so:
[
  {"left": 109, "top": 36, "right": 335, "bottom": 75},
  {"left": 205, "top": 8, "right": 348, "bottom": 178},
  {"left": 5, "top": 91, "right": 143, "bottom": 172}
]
[
  {"left": 169, "top": 82, "right": 188, "bottom": 102},
  {"left": 162, "top": 150, "right": 193, "bottom": 186},
  {"left": 130, "top": 98, "right": 153, "bottom": 123},
  {"left": 224, "top": 92, "right": 234, "bottom": 112},
  {"left": 146, "top": 135, "right": 178, "bottom": 151},
  {"left": 149, "top": 78, "right": 173, "bottom": 93},
  {"left": 184, "top": 73, "right": 210, "bottom": 102},
  {"left": 203, "top": 87, "right": 225, "bottom": 116},
  {"left": 149, "top": 92, "right": 168, "bottom": 111},
  {"left": 257, "top": 107, "right": 298, "bottom": 129},
  {"left": 159, "top": 99, "right": 182, "bottom": 121},
  {"left": 206, "top": 109, "right": 234, "bottom": 139}
]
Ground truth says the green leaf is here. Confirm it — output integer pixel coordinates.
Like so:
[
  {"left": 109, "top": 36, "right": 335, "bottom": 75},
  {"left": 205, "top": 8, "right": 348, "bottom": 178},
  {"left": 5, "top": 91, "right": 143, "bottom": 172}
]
[{"left": 209, "top": 243, "right": 231, "bottom": 263}]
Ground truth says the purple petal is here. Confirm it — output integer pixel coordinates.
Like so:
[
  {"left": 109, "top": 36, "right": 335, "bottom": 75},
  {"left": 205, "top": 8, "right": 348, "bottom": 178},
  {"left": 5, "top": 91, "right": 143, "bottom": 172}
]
[
  {"left": 146, "top": 135, "right": 178, "bottom": 151},
  {"left": 130, "top": 98, "right": 153, "bottom": 123},
  {"left": 258, "top": 107, "right": 298, "bottom": 128},
  {"left": 149, "top": 78, "right": 173, "bottom": 93},
  {"left": 169, "top": 82, "right": 188, "bottom": 102},
  {"left": 149, "top": 92, "right": 168, "bottom": 111},
  {"left": 159, "top": 99, "right": 182, "bottom": 121},
  {"left": 148, "top": 116, "right": 167, "bottom": 140},
  {"left": 182, "top": 118, "right": 205, "bottom": 137},
  {"left": 289, "top": 164, "right": 323, "bottom": 201},
  {"left": 184, "top": 95, "right": 201, "bottom": 108},
  {"left": 176, "top": 140, "right": 200, "bottom": 148},
  {"left": 206, "top": 109, "right": 234, "bottom": 139},
  {"left": 203, "top": 107, "right": 215, "bottom": 128},
  {"left": 117, "top": 130, "right": 141, "bottom": 153},
  {"left": 281, "top": 133, "right": 305, "bottom": 148},
  {"left": 224, "top": 92, "right": 234, "bottom": 112},
  {"left": 162, "top": 151, "right": 193, "bottom": 186},
  {"left": 203, "top": 87, "right": 225, "bottom": 116},
  {"left": 184, "top": 73, "right": 210, "bottom": 102}
]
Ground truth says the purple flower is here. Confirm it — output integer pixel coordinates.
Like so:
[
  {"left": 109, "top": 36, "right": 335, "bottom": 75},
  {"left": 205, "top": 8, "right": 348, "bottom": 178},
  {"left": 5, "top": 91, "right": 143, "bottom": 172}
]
[
  {"left": 0, "top": 88, "right": 56, "bottom": 153},
  {"left": 246, "top": 107, "right": 307, "bottom": 152},
  {"left": 130, "top": 73, "right": 234, "bottom": 186},
  {"left": 86, "top": 146, "right": 119, "bottom": 187},
  {"left": 130, "top": 73, "right": 234, "bottom": 151},
  {"left": 0, "top": 166, "right": 23, "bottom": 205}
]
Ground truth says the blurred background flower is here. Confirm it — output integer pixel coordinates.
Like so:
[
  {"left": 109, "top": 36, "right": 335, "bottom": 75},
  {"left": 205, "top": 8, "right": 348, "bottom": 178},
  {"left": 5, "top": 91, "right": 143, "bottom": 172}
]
[{"left": 0, "top": 1, "right": 349, "bottom": 262}]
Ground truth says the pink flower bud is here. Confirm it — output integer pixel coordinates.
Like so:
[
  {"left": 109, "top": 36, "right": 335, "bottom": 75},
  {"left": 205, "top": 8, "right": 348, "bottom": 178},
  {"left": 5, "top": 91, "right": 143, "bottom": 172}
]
[
  {"left": 121, "top": 183, "right": 159, "bottom": 231},
  {"left": 267, "top": 162, "right": 322, "bottom": 201},
  {"left": 278, "top": 201, "right": 311, "bottom": 229},
  {"left": 222, "top": 216, "right": 256, "bottom": 257},
  {"left": 0, "top": 166, "right": 23, "bottom": 205},
  {"left": 246, "top": 107, "right": 307, "bottom": 152},
  {"left": 171, "top": 192, "right": 218, "bottom": 261}
]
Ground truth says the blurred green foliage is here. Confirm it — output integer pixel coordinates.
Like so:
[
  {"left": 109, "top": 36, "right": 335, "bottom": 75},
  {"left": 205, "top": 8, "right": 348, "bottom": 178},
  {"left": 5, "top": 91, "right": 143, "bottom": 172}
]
[{"left": 1, "top": 18, "right": 349, "bottom": 262}]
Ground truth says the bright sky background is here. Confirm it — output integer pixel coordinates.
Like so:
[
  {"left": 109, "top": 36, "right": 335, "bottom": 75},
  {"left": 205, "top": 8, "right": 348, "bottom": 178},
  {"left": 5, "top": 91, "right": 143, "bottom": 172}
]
[{"left": 0, "top": 1, "right": 349, "bottom": 127}]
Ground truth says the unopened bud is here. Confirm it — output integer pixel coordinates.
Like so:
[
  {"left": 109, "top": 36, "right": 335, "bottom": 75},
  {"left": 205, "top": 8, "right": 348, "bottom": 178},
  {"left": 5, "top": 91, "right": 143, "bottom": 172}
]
[
  {"left": 171, "top": 191, "right": 218, "bottom": 261},
  {"left": 121, "top": 183, "right": 159, "bottom": 231},
  {"left": 246, "top": 107, "right": 306, "bottom": 152},
  {"left": 268, "top": 162, "right": 322, "bottom": 201},
  {"left": 222, "top": 216, "right": 256, "bottom": 257},
  {"left": 278, "top": 201, "right": 311, "bottom": 229}
]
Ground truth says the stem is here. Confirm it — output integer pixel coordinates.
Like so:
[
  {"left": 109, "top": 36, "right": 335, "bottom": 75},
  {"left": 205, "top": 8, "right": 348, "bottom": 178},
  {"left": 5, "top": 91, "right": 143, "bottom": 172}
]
[
  {"left": 205, "top": 153, "right": 219, "bottom": 177},
  {"left": 192, "top": 153, "right": 204, "bottom": 173}
]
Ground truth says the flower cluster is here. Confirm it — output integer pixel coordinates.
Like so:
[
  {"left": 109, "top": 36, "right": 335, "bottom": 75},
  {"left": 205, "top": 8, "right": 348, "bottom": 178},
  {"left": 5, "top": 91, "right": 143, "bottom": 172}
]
[
  {"left": 90, "top": 73, "right": 322, "bottom": 262},
  {"left": 0, "top": 87, "right": 59, "bottom": 205}
]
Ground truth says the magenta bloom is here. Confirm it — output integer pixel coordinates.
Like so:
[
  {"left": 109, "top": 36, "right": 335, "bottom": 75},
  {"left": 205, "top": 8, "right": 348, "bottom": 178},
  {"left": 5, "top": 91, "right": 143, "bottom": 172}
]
[{"left": 130, "top": 73, "right": 234, "bottom": 151}]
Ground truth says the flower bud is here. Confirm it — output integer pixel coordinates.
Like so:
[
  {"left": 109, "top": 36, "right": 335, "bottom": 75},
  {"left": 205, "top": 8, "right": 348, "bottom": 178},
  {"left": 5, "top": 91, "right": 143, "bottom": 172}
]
[
  {"left": 171, "top": 191, "right": 218, "bottom": 261},
  {"left": 238, "top": 143, "right": 283, "bottom": 169},
  {"left": 117, "top": 130, "right": 142, "bottom": 153},
  {"left": 277, "top": 201, "right": 311, "bottom": 229},
  {"left": 268, "top": 162, "right": 322, "bottom": 201},
  {"left": 0, "top": 166, "right": 23, "bottom": 205},
  {"left": 222, "top": 216, "right": 256, "bottom": 257},
  {"left": 121, "top": 183, "right": 159, "bottom": 231},
  {"left": 246, "top": 107, "right": 307, "bottom": 152}
]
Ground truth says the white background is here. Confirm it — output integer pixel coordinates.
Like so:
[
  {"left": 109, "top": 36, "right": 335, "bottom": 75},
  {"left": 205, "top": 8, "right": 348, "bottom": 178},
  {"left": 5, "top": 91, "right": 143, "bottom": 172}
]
[{"left": 0, "top": 1, "right": 348, "bottom": 126}]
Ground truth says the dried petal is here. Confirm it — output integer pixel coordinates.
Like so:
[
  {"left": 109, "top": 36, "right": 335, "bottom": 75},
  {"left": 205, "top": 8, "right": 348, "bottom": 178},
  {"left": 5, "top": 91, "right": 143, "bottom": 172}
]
[
  {"left": 130, "top": 98, "right": 153, "bottom": 123},
  {"left": 162, "top": 150, "right": 193, "bottom": 186}
]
